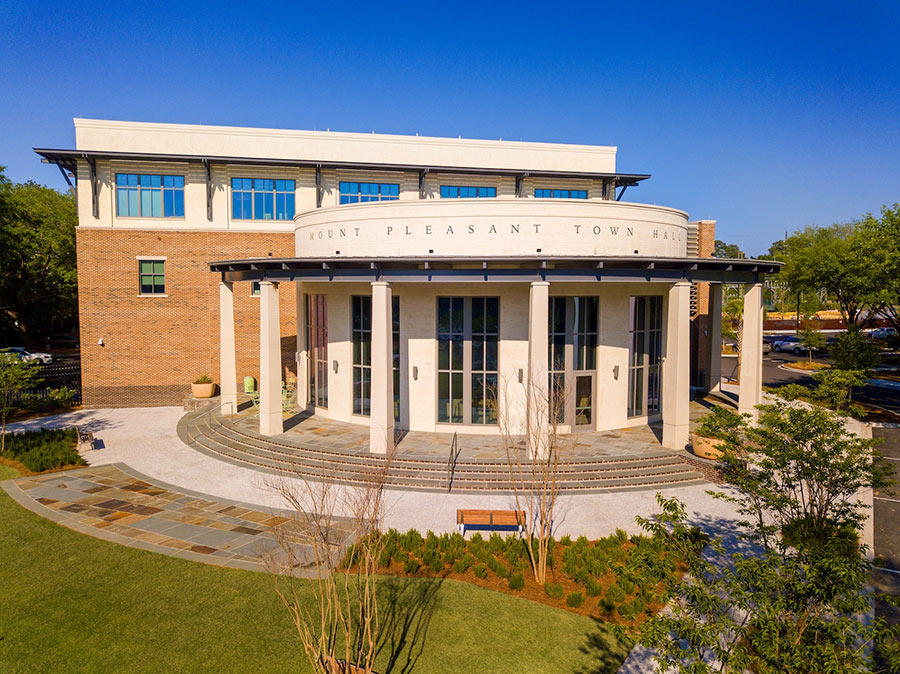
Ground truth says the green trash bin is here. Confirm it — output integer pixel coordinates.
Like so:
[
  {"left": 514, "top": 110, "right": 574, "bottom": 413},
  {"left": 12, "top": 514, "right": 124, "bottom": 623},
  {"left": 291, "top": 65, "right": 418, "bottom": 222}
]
[{"left": 243, "top": 376, "right": 256, "bottom": 393}]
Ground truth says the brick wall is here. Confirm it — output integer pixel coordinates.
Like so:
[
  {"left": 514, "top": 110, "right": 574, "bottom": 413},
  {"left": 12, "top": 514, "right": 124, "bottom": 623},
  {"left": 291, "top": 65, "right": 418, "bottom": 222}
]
[
  {"left": 76, "top": 228, "right": 297, "bottom": 407},
  {"left": 690, "top": 220, "right": 716, "bottom": 388}
]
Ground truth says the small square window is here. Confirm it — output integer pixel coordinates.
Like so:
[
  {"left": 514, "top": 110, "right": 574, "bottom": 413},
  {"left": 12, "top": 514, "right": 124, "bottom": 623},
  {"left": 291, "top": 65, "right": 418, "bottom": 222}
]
[{"left": 138, "top": 259, "right": 165, "bottom": 295}]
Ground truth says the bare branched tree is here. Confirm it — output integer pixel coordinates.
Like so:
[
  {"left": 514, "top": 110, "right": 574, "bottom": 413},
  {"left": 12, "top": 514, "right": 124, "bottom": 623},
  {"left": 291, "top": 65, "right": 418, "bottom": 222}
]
[
  {"left": 265, "top": 445, "right": 390, "bottom": 674},
  {"left": 494, "top": 368, "right": 569, "bottom": 585}
]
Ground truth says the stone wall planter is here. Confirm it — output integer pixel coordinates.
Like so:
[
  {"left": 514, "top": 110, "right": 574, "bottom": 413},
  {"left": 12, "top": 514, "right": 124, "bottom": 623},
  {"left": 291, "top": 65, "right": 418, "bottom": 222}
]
[{"left": 191, "top": 382, "right": 216, "bottom": 399}]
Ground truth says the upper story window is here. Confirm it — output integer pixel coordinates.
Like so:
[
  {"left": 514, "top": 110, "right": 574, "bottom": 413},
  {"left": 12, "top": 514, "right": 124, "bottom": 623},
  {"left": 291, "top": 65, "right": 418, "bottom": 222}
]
[
  {"left": 231, "top": 179, "right": 295, "bottom": 220},
  {"left": 339, "top": 182, "right": 399, "bottom": 204},
  {"left": 439, "top": 185, "right": 496, "bottom": 198},
  {"left": 534, "top": 188, "right": 587, "bottom": 199},
  {"left": 116, "top": 174, "right": 184, "bottom": 218}
]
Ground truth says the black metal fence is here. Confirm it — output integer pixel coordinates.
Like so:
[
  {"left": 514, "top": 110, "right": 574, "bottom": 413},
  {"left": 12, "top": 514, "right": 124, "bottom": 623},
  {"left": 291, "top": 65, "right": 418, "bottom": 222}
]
[{"left": 14, "top": 357, "right": 82, "bottom": 405}]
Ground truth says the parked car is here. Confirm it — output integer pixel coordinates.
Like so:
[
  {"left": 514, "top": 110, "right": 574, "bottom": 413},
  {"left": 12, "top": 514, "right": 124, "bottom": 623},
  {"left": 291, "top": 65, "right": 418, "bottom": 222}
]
[
  {"left": 869, "top": 327, "right": 898, "bottom": 341},
  {"left": 770, "top": 335, "right": 811, "bottom": 354},
  {"left": 0, "top": 347, "right": 54, "bottom": 364},
  {"left": 47, "top": 333, "right": 80, "bottom": 349}
]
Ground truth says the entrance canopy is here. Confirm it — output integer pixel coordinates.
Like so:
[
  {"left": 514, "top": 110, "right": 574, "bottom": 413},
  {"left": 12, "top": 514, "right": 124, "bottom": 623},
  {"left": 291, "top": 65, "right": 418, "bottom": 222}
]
[{"left": 209, "top": 255, "right": 780, "bottom": 284}]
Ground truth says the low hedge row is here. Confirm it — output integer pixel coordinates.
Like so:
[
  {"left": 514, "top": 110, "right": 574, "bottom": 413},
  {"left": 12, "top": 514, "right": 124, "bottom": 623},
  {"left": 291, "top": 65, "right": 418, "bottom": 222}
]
[{"left": 1, "top": 427, "right": 85, "bottom": 473}]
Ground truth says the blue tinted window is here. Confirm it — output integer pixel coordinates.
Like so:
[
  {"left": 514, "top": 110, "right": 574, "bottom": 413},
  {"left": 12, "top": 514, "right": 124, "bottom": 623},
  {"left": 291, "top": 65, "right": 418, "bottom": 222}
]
[
  {"left": 339, "top": 181, "right": 399, "bottom": 204},
  {"left": 115, "top": 173, "right": 183, "bottom": 218},
  {"left": 231, "top": 177, "right": 295, "bottom": 220},
  {"left": 535, "top": 188, "right": 587, "bottom": 199},
  {"left": 440, "top": 185, "right": 496, "bottom": 198}
]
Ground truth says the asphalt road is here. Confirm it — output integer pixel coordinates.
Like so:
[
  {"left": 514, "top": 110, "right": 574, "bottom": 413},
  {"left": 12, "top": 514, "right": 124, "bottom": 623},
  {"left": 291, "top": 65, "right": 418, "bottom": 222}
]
[{"left": 721, "top": 351, "right": 900, "bottom": 416}]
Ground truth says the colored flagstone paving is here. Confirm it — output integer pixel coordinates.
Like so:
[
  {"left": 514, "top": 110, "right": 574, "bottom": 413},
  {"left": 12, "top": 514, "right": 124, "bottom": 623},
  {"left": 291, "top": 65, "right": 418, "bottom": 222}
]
[{"left": 0, "top": 463, "right": 356, "bottom": 573}]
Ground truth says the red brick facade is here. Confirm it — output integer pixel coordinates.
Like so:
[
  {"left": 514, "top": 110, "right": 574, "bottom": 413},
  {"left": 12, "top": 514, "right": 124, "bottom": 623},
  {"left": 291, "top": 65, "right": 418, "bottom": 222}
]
[{"left": 76, "top": 228, "right": 297, "bottom": 407}]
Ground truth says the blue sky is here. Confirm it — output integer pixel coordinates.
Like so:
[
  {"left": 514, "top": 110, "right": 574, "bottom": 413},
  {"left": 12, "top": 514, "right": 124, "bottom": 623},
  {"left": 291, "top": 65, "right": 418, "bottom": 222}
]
[{"left": 1, "top": 1, "right": 897, "bottom": 255}]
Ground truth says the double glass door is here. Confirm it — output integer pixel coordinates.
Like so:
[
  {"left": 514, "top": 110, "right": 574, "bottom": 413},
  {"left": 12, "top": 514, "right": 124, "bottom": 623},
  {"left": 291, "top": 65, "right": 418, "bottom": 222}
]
[{"left": 549, "top": 296, "right": 599, "bottom": 428}]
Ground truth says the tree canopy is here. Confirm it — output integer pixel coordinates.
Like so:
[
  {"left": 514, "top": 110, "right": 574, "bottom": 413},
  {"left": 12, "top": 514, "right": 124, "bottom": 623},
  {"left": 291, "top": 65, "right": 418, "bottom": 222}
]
[
  {"left": 0, "top": 166, "right": 77, "bottom": 348},
  {"left": 713, "top": 240, "right": 744, "bottom": 259}
]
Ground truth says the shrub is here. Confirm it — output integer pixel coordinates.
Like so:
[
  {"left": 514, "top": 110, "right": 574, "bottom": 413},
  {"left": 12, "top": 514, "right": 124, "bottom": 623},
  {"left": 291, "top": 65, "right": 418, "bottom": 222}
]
[
  {"left": 585, "top": 577, "right": 603, "bottom": 597},
  {"left": 559, "top": 534, "right": 572, "bottom": 546},
  {"left": 378, "top": 547, "right": 393, "bottom": 568},
  {"left": 831, "top": 326, "right": 880, "bottom": 372},
  {"left": 630, "top": 596, "right": 646, "bottom": 615},
  {"left": 486, "top": 555, "right": 509, "bottom": 579},
  {"left": 1, "top": 427, "right": 84, "bottom": 472},
  {"left": 599, "top": 598, "right": 615, "bottom": 613},
  {"left": 193, "top": 374, "right": 213, "bottom": 384},
  {"left": 694, "top": 405, "right": 744, "bottom": 441},
  {"left": 508, "top": 572, "right": 525, "bottom": 590},
  {"left": 544, "top": 582, "right": 564, "bottom": 600},
  {"left": 473, "top": 564, "right": 488, "bottom": 579},
  {"left": 422, "top": 546, "right": 443, "bottom": 572},
  {"left": 400, "top": 529, "right": 424, "bottom": 554},
  {"left": 605, "top": 584, "right": 626, "bottom": 604},
  {"left": 566, "top": 591, "right": 584, "bottom": 608},
  {"left": 453, "top": 553, "right": 474, "bottom": 574},
  {"left": 20, "top": 387, "right": 78, "bottom": 413},
  {"left": 620, "top": 578, "right": 635, "bottom": 596},
  {"left": 810, "top": 368, "right": 868, "bottom": 416},
  {"left": 404, "top": 557, "right": 421, "bottom": 575}
]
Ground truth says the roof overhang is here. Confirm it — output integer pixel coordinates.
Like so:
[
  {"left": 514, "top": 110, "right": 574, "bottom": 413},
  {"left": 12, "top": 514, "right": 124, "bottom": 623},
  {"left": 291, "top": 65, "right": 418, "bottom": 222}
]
[
  {"left": 209, "top": 256, "right": 781, "bottom": 284},
  {"left": 34, "top": 148, "right": 650, "bottom": 186}
]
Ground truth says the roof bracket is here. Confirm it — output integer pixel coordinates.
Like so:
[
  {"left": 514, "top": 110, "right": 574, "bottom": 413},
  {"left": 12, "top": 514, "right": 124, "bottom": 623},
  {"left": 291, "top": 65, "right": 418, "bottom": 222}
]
[
  {"left": 418, "top": 169, "right": 428, "bottom": 199},
  {"left": 515, "top": 173, "right": 528, "bottom": 198},
  {"left": 85, "top": 155, "right": 99, "bottom": 218},
  {"left": 203, "top": 159, "right": 213, "bottom": 221},
  {"left": 315, "top": 165, "right": 323, "bottom": 208},
  {"left": 616, "top": 184, "right": 628, "bottom": 201},
  {"left": 594, "top": 261, "right": 604, "bottom": 269}
]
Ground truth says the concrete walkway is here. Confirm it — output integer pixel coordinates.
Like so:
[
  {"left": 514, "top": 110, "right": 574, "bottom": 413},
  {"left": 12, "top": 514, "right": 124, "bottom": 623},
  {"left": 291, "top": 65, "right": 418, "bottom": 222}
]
[{"left": 8, "top": 407, "right": 744, "bottom": 539}]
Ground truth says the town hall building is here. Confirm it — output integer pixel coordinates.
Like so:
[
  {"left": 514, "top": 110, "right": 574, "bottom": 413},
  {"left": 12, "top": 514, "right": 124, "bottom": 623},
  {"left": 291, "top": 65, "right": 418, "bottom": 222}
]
[{"left": 37, "top": 120, "right": 777, "bottom": 456}]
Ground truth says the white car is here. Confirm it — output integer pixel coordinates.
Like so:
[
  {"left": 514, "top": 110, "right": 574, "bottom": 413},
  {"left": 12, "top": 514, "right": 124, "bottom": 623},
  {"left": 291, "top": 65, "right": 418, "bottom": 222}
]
[{"left": 1, "top": 347, "right": 54, "bottom": 364}]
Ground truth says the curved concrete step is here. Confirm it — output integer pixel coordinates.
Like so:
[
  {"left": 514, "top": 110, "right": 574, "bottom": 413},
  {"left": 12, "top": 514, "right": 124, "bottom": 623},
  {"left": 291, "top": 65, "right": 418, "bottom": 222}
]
[{"left": 179, "top": 408, "right": 707, "bottom": 494}]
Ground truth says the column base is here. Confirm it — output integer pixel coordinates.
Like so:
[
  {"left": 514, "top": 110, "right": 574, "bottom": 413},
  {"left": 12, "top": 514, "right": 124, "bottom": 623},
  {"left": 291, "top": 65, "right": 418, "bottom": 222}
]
[
  {"left": 369, "top": 425, "right": 392, "bottom": 455},
  {"left": 259, "top": 411, "right": 283, "bottom": 437},
  {"left": 662, "top": 422, "right": 690, "bottom": 450}
]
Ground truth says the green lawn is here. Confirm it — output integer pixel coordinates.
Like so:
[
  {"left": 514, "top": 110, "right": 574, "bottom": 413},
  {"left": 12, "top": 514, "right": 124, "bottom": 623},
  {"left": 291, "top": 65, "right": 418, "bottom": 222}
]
[{"left": 0, "top": 482, "right": 627, "bottom": 673}]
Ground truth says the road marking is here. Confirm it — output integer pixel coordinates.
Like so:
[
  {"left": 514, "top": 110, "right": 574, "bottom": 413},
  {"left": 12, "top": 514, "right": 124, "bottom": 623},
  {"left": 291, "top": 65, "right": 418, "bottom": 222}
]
[{"left": 875, "top": 495, "right": 900, "bottom": 504}]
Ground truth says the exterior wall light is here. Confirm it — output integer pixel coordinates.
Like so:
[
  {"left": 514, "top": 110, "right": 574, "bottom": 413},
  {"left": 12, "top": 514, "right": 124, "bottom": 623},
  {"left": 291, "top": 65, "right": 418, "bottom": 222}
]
[
  {"left": 413, "top": 366, "right": 418, "bottom": 381},
  {"left": 517, "top": 368, "right": 523, "bottom": 383},
  {"left": 613, "top": 365, "right": 619, "bottom": 380},
  {"left": 333, "top": 360, "right": 338, "bottom": 373},
  {"left": 98, "top": 338, "right": 105, "bottom": 346}
]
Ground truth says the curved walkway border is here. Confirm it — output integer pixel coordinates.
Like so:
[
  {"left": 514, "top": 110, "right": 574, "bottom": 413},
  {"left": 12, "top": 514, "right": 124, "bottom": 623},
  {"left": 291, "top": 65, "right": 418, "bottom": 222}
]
[{"left": 1, "top": 462, "right": 351, "bottom": 575}]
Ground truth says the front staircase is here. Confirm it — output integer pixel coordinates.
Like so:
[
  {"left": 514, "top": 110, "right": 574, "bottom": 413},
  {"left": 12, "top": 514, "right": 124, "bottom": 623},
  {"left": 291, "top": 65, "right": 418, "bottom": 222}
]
[{"left": 178, "top": 407, "right": 706, "bottom": 494}]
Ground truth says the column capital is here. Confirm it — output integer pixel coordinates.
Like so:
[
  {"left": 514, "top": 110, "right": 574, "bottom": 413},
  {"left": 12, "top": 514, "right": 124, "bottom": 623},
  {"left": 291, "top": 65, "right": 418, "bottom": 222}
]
[
  {"left": 530, "top": 280, "right": 550, "bottom": 287},
  {"left": 219, "top": 279, "right": 233, "bottom": 288},
  {"left": 371, "top": 280, "right": 391, "bottom": 288},
  {"left": 672, "top": 280, "right": 692, "bottom": 287},
  {"left": 260, "top": 279, "right": 277, "bottom": 286}
]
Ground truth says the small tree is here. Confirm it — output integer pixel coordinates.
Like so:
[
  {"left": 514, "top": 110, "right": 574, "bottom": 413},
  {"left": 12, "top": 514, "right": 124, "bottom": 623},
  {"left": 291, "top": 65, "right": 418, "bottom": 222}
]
[
  {"left": 266, "top": 458, "right": 388, "bottom": 674},
  {"left": 0, "top": 354, "right": 40, "bottom": 454},
  {"left": 629, "top": 401, "right": 899, "bottom": 673},
  {"left": 496, "top": 369, "right": 568, "bottom": 585},
  {"left": 831, "top": 325, "right": 881, "bottom": 372},
  {"left": 798, "top": 326, "right": 825, "bottom": 363}
]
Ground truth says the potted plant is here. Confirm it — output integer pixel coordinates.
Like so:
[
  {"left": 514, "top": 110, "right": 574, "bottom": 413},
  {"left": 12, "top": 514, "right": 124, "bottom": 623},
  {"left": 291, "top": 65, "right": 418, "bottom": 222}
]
[
  {"left": 691, "top": 405, "right": 743, "bottom": 460},
  {"left": 191, "top": 375, "right": 215, "bottom": 399}
]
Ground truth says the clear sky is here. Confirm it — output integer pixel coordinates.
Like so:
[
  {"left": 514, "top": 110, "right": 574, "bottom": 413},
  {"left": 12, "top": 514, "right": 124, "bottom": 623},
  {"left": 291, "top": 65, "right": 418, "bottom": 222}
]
[{"left": 1, "top": 1, "right": 897, "bottom": 255}]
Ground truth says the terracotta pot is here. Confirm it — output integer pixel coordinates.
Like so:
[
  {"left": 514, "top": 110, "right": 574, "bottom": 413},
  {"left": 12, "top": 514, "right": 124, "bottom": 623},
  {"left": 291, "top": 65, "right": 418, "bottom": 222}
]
[
  {"left": 191, "top": 382, "right": 215, "bottom": 399},
  {"left": 691, "top": 433, "right": 726, "bottom": 460}
]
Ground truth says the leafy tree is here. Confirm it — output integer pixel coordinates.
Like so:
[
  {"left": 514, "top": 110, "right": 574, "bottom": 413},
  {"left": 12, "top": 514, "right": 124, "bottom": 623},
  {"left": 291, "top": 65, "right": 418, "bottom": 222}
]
[
  {"left": 714, "top": 240, "right": 744, "bottom": 259},
  {"left": 779, "top": 223, "right": 875, "bottom": 328},
  {"left": 628, "top": 402, "right": 899, "bottom": 673},
  {"left": 777, "top": 369, "right": 868, "bottom": 418},
  {"left": 0, "top": 354, "right": 40, "bottom": 454},
  {"left": 798, "top": 327, "right": 825, "bottom": 363},
  {"left": 0, "top": 166, "right": 77, "bottom": 348},
  {"left": 831, "top": 325, "right": 881, "bottom": 372},
  {"left": 857, "top": 204, "right": 900, "bottom": 333}
]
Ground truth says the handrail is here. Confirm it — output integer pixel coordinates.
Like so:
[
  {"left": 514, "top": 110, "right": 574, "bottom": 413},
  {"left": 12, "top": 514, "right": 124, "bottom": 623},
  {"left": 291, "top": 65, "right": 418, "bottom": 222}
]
[{"left": 446, "top": 432, "right": 459, "bottom": 493}]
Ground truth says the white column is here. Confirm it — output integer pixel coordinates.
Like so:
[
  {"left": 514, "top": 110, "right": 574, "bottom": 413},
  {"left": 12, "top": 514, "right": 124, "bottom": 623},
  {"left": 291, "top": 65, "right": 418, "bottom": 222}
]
[
  {"left": 739, "top": 282, "right": 764, "bottom": 424},
  {"left": 295, "top": 282, "right": 308, "bottom": 409},
  {"left": 707, "top": 283, "right": 723, "bottom": 393},
  {"left": 662, "top": 281, "right": 691, "bottom": 450},
  {"left": 369, "top": 281, "right": 394, "bottom": 455},
  {"left": 259, "top": 280, "right": 283, "bottom": 436},
  {"left": 527, "top": 281, "right": 550, "bottom": 459},
  {"left": 218, "top": 281, "right": 238, "bottom": 415}
]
